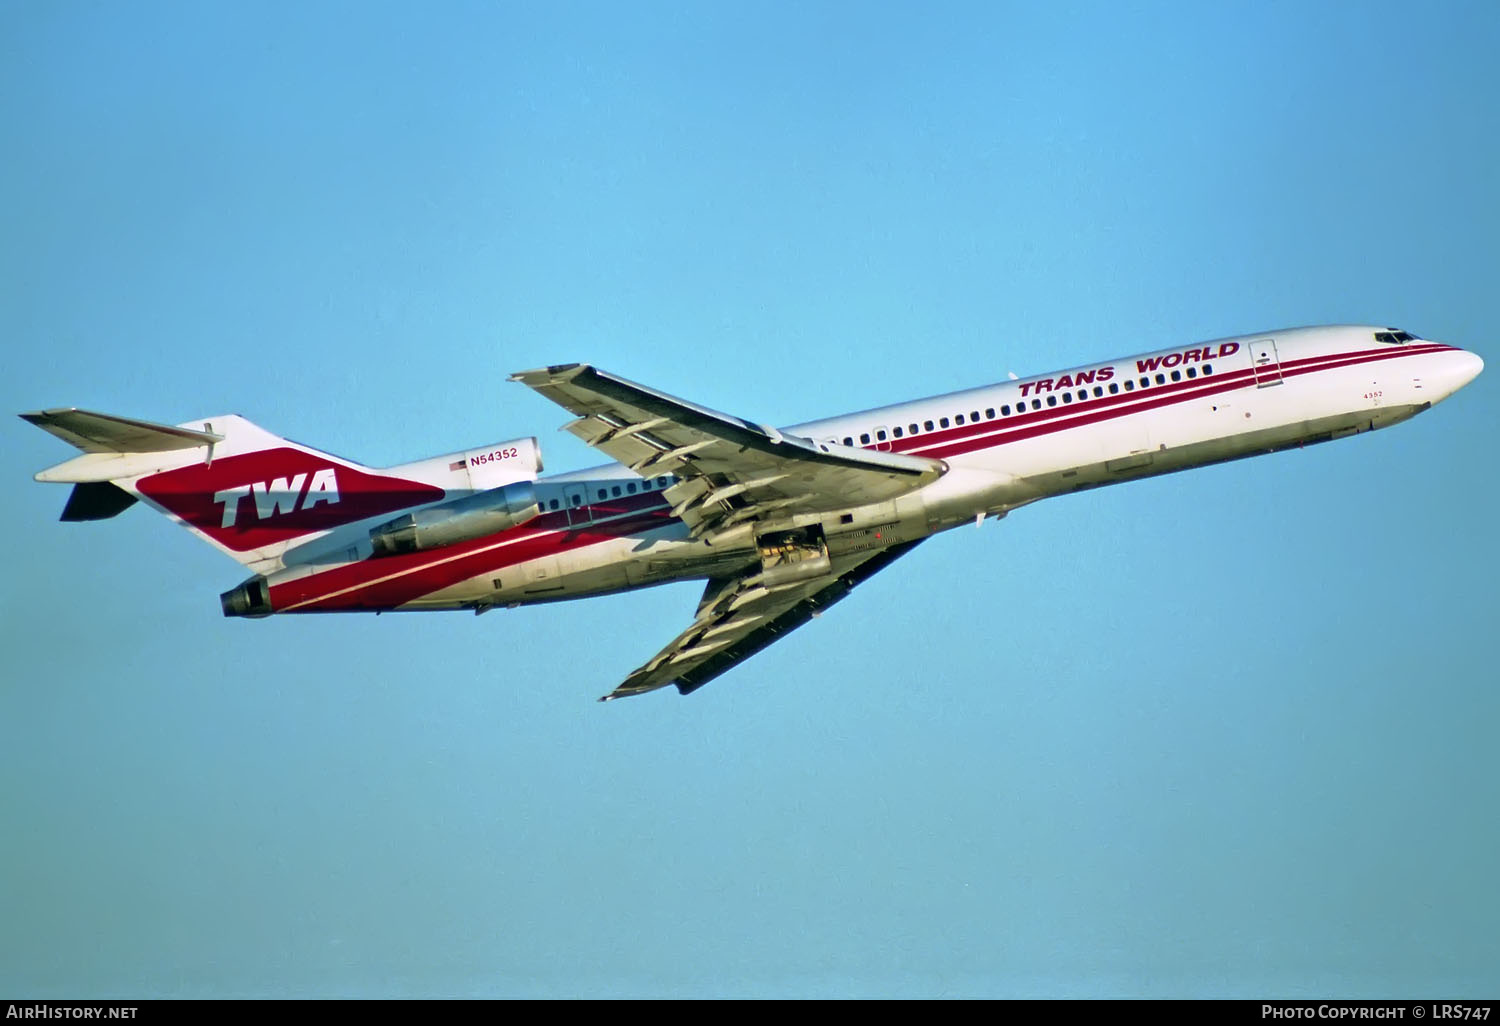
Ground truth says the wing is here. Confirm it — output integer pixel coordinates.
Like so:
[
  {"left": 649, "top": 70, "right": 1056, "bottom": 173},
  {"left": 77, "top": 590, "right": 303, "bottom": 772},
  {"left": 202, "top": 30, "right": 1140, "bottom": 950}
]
[
  {"left": 600, "top": 539, "right": 924, "bottom": 701},
  {"left": 509, "top": 364, "right": 944, "bottom": 539},
  {"left": 510, "top": 363, "right": 943, "bottom": 700}
]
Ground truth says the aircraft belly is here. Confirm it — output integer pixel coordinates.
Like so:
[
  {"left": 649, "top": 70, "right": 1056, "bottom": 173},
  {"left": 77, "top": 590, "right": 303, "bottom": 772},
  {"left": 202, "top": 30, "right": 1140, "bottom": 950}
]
[
  {"left": 1020, "top": 404, "right": 1426, "bottom": 497},
  {"left": 1146, "top": 361, "right": 1401, "bottom": 453},
  {"left": 488, "top": 531, "right": 753, "bottom": 604},
  {"left": 914, "top": 462, "right": 1037, "bottom": 529},
  {"left": 983, "top": 363, "right": 1408, "bottom": 499},
  {"left": 400, "top": 542, "right": 647, "bottom": 610}
]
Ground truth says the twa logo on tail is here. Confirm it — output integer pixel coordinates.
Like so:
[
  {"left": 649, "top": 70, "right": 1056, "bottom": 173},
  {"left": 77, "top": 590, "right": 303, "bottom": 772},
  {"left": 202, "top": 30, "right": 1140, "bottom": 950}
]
[
  {"left": 214, "top": 469, "right": 341, "bottom": 527},
  {"left": 138, "top": 448, "right": 444, "bottom": 552}
]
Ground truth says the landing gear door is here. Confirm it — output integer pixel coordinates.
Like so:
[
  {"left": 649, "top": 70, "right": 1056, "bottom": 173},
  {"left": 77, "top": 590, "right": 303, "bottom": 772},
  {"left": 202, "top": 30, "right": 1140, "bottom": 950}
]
[{"left": 1250, "top": 337, "right": 1284, "bottom": 387}]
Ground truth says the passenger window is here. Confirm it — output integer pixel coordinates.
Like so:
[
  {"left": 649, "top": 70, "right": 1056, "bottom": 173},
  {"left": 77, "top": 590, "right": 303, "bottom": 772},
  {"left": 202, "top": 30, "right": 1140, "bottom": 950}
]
[
  {"left": 1077, "top": 390, "right": 1086, "bottom": 401},
  {"left": 985, "top": 408, "right": 995, "bottom": 419},
  {"left": 843, "top": 436, "right": 854, "bottom": 446},
  {"left": 656, "top": 476, "right": 669, "bottom": 487},
  {"left": 1124, "top": 380, "right": 1135, "bottom": 391},
  {"left": 597, "top": 489, "right": 607, "bottom": 501},
  {"left": 1139, "top": 377, "right": 1150, "bottom": 388},
  {"left": 610, "top": 485, "right": 620, "bottom": 497},
  {"left": 876, "top": 429, "right": 887, "bottom": 441},
  {"left": 893, "top": 426, "right": 903, "bottom": 438},
  {"left": 1031, "top": 399, "right": 1042, "bottom": 410},
  {"left": 955, "top": 414, "right": 965, "bottom": 425},
  {"left": 909, "top": 423, "right": 919, "bottom": 434},
  {"left": 1155, "top": 373, "right": 1165, "bottom": 385},
  {"left": 570, "top": 495, "right": 582, "bottom": 507},
  {"left": 1203, "top": 364, "right": 1213, "bottom": 375},
  {"left": 1171, "top": 370, "right": 1181, "bottom": 382},
  {"left": 1046, "top": 395, "right": 1057, "bottom": 407},
  {"left": 1109, "top": 383, "right": 1119, "bottom": 394},
  {"left": 1001, "top": 404, "right": 1011, "bottom": 416},
  {"left": 549, "top": 498, "right": 559, "bottom": 510},
  {"left": 1062, "top": 392, "right": 1073, "bottom": 404},
  {"left": 860, "top": 433, "right": 870, "bottom": 444},
  {"left": 627, "top": 482, "right": 637, "bottom": 494},
  {"left": 1093, "top": 386, "right": 1103, "bottom": 397},
  {"left": 970, "top": 411, "right": 980, "bottom": 421},
  {"left": 924, "top": 420, "right": 934, "bottom": 431},
  {"left": 1186, "top": 367, "right": 1197, "bottom": 378}
]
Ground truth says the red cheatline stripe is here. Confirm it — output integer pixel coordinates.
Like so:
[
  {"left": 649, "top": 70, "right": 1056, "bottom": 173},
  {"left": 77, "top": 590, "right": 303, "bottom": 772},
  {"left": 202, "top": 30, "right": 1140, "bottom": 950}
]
[
  {"left": 277, "top": 343, "right": 1451, "bottom": 611},
  {"left": 273, "top": 498, "right": 673, "bottom": 611},
  {"left": 897, "top": 343, "right": 1450, "bottom": 460},
  {"left": 926, "top": 346, "right": 1435, "bottom": 461},
  {"left": 899, "top": 343, "right": 1451, "bottom": 453}
]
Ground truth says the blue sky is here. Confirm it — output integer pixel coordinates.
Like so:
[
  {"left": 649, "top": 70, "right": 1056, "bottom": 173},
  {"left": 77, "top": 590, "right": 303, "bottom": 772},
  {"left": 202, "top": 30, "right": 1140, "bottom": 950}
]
[{"left": 2, "top": 1, "right": 1496, "bottom": 998}]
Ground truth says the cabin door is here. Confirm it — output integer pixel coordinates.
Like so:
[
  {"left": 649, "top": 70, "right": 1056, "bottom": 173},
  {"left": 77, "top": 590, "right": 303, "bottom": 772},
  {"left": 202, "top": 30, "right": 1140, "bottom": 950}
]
[
  {"left": 1249, "top": 337, "right": 1284, "bottom": 387},
  {"left": 562, "top": 483, "right": 591, "bottom": 527}
]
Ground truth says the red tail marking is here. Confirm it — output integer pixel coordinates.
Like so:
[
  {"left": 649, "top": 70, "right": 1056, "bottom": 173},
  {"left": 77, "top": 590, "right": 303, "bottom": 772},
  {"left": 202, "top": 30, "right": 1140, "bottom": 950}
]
[{"left": 137, "top": 448, "right": 444, "bottom": 551}]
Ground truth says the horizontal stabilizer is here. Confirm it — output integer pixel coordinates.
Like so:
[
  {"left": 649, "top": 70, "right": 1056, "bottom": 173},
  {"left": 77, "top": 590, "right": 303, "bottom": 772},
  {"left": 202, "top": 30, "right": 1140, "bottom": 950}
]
[
  {"left": 19, "top": 408, "right": 223, "bottom": 454},
  {"left": 60, "top": 482, "right": 138, "bottom": 521}
]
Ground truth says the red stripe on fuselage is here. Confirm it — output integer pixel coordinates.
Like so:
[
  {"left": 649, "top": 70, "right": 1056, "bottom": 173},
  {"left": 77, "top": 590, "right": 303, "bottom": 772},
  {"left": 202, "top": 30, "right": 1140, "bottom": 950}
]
[
  {"left": 896, "top": 343, "right": 1450, "bottom": 461},
  {"left": 272, "top": 493, "right": 673, "bottom": 612},
  {"left": 272, "top": 343, "right": 1450, "bottom": 611}
]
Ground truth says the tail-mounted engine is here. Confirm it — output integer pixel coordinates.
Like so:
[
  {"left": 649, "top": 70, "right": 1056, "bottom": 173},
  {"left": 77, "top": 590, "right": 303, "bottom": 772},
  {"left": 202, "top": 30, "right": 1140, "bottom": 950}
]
[
  {"left": 369, "top": 480, "right": 541, "bottom": 557},
  {"left": 446, "top": 437, "right": 543, "bottom": 490},
  {"left": 220, "top": 575, "right": 273, "bottom": 618}
]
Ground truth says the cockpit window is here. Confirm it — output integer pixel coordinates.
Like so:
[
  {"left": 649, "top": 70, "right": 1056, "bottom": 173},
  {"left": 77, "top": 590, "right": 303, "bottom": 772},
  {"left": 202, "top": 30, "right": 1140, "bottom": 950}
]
[{"left": 1375, "top": 329, "right": 1417, "bottom": 345}]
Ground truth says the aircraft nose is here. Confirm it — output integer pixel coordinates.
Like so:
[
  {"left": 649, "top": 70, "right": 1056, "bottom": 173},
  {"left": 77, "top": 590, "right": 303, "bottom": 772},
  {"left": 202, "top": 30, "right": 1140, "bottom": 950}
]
[
  {"left": 1431, "top": 348, "right": 1483, "bottom": 400},
  {"left": 1456, "top": 349, "right": 1484, "bottom": 388}
]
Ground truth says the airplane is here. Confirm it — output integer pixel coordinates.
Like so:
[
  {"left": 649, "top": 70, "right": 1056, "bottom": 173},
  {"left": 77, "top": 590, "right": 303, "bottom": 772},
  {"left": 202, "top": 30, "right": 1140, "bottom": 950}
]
[{"left": 21, "top": 324, "right": 1483, "bottom": 702}]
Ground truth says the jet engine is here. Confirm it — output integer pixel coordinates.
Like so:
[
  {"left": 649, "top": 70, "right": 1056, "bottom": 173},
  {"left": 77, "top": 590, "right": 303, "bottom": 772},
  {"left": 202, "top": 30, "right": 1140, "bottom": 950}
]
[{"left": 369, "top": 480, "right": 540, "bottom": 557}]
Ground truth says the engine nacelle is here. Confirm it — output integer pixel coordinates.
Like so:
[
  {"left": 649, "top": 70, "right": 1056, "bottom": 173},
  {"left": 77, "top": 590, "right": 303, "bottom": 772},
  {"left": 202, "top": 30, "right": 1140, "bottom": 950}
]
[
  {"left": 453, "top": 437, "right": 543, "bottom": 488},
  {"left": 221, "top": 575, "right": 273, "bottom": 618},
  {"left": 369, "top": 480, "right": 540, "bottom": 557},
  {"left": 388, "top": 436, "right": 544, "bottom": 492}
]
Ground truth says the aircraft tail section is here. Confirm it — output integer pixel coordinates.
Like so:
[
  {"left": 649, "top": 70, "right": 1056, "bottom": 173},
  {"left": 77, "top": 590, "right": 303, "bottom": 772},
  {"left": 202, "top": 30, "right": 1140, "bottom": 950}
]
[{"left": 22, "top": 409, "right": 448, "bottom": 572}]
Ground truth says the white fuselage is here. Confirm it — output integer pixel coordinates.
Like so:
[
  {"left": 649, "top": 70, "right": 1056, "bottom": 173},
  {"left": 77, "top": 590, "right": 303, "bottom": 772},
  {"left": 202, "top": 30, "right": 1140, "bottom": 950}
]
[{"left": 262, "top": 325, "right": 1481, "bottom": 615}]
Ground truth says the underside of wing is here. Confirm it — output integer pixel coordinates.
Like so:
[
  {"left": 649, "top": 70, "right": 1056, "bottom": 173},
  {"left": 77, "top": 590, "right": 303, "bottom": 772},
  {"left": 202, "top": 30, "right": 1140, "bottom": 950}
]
[
  {"left": 509, "top": 364, "right": 944, "bottom": 539},
  {"left": 601, "top": 539, "right": 924, "bottom": 701}
]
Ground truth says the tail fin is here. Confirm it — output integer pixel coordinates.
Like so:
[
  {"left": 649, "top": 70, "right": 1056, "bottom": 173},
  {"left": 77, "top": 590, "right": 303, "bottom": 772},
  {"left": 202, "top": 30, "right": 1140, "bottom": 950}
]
[{"left": 23, "top": 409, "right": 444, "bottom": 573}]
